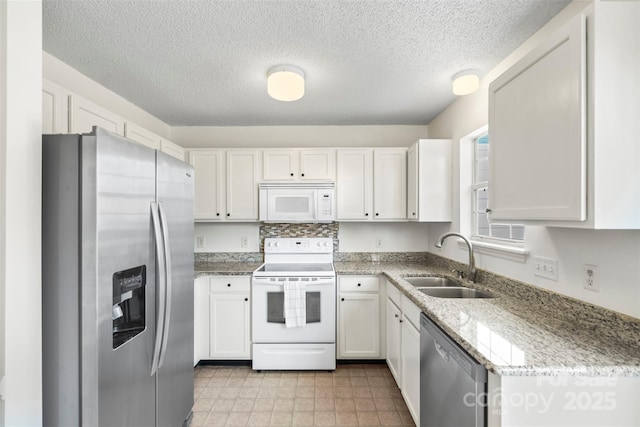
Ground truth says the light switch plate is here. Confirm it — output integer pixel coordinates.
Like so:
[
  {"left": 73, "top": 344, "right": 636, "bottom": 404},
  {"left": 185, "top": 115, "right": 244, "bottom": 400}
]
[{"left": 533, "top": 255, "right": 558, "bottom": 281}]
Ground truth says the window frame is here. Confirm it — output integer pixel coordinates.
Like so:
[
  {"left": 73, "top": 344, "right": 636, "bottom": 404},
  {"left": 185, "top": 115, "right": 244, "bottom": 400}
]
[{"left": 467, "top": 129, "right": 529, "bottom": 262}]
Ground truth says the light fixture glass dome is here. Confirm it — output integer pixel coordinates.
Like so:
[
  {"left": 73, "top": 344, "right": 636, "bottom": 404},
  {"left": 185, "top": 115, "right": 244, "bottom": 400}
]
[
  {"left": 267, "top": 65, "right": 305, "bottom": 102},
  {"left": 452, "top": 70, "right": 480, "bottom": 96}
]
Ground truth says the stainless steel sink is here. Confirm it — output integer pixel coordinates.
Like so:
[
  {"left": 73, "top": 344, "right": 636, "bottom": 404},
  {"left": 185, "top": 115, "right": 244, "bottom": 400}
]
[
  {"left": 417, "top": 287, "right": 494, "bottom": 299},
  {"left": 404, "top": 276, "right": 461, "bottom": 287}
]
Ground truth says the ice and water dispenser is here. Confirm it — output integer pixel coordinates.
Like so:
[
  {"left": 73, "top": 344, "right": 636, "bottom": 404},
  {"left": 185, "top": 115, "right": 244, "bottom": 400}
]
[{"left": 112, "top": 265, "right": 146, "bottom": 349}]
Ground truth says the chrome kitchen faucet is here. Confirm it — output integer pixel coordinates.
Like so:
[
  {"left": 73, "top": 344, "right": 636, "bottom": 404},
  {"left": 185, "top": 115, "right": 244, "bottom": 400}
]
[{"left": 434, "top": 232, "right": 477, "bottom": 283}]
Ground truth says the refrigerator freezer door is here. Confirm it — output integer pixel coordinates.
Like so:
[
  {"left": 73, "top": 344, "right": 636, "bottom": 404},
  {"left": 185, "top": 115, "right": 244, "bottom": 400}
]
[
  {"left": 92, "top": 129, "right": 157, "bottom": 427},
  {"left": 156, "top": 151, "right": 195, "bottom": 427}
]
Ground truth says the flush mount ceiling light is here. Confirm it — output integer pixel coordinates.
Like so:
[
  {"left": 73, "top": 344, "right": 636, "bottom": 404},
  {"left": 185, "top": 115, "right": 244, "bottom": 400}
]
[
  {"left": 452, "top": 70, "right": 480, "bottom": 96},
  {"left": 267, "top": 65, "right": 305, "bottom": 102}
]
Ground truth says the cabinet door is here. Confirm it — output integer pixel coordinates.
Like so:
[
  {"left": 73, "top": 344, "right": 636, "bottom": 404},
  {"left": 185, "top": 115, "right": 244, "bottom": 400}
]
[
  {"left": 194, "top": 277, "right": 210, "bottom": 365},
  {"left": 338, "top": 293, "right": 380, "bottom": 358},
  {"left": 42, "top": 80, "right": 68, "bottom": 134},
  {"left": 209, "top": 293, "right": 251, "bottom": 359},
  {"left": 160, "top": 139, "right": 185, "bottom": 161},
  {"left": 262, "top": 149, "right": 296, "bottom": 180},
  {"left": 489, "top": 13, "right": 586, "bottom": 221},
  {"left": 226, "top": 150, "right": 259, "bottom": 220},
  {"left": 69, "top": 95, "right": 125, "bottom": 136},
  {"left": 373, "top": 149, "right": 407, "bottom": 220},
  {"left": 401, "top": 317, "right": 420, "bottom": 426},
  {"left": 189, "top": 150, "right": 225, "bottom": 221},
  {"left": 299, "top": 149, "right": 335, "bottom": 180},
  {"left": 336, "top": 149, "right": 372, "bottom": 220},
  {"left": 407, "top": 144, "right": 418, "bottom": 220},
  {"left": 124, "top": 122, "right": 160, "bottom": 150},
  {"left": 386, "top": 298, "right": 402, "bottom": 383}
]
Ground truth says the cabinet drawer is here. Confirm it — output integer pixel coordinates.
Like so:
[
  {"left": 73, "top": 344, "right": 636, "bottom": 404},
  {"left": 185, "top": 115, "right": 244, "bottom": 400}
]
[
  {"left": 401, "top": 294, "right": 421, "bottom": 329},
  {"left": 210, "top": 276, "right": 251, "bottom": 293},
  {"left": 339, "top": 276, "right": 380, "bottom": 292},
  {"left": 386, "top": 281, "right": 402, "bottom": 306}
]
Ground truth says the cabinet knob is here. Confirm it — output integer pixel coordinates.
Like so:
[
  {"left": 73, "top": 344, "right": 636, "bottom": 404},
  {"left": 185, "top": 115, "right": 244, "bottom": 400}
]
[
  {"left": 244, "top": 297, "right": 248, "bottom": 302},
  {"left": 485, "top": 208, "right": 492, "bottom": 213},
  {"left": 227, "top": 283, "right": 231, "bottom": 287},
  {"left": 227, "top": 213, "right": 230, "bottom": 217},
  {"left": 375, "top": 213, "right": 379, "bottom": 216},
  {"left": 394, "top": 314, "right": 399, "bottom": 318},
  {"left": 357, "top": 283, "right": 361, "bottom": 287},
  {"left": 301, "top": 173, "right": 305, "bottom": 177},
  {"left": 341, "top": 298, "right": 345, "bottom": 301},
  {"left": 412, "top": 212, "right": 416, "bottom": 216},
  {"left": 290, "top": 173, "right": 294, "bottom": 176},
  {"left": 399, "top": 319, "right": 403, "bottom": 323},
  {"left": 365, "top": 213, "right": 369, "bottom": 216},
  {"left": 216, "top": 213, "right": 220, "bottom": 216}
]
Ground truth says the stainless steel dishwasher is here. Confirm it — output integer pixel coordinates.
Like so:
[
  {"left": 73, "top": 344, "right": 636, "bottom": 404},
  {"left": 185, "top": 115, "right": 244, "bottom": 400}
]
[{"left": 420, "top": 313, "right": 487, "bottom": 427}]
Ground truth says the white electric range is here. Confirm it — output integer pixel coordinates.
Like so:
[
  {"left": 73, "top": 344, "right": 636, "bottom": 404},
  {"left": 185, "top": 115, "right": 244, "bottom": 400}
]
[{"left": 252, "top": 237, "right": 336, "bottom": 370}]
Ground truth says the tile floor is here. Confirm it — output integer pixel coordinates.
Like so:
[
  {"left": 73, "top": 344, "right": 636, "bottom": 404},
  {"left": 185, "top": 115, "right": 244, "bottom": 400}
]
[{"left": 192, "top": 363, "right": 417, "bottom": 426}]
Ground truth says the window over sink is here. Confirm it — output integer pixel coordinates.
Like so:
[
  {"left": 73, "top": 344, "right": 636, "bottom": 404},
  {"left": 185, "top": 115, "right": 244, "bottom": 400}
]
[{"left": 463, "top": 127, "right": 529, "bottom": 262}]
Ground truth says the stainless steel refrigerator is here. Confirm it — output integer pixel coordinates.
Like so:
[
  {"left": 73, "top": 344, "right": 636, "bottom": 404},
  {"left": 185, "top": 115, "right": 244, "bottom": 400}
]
[{"left": 42, "top": 127, "right": 194, "bottom": 427}]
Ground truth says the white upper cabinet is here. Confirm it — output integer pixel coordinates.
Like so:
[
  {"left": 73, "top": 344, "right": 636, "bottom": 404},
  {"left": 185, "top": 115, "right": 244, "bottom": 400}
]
[
  {"left": 160, "top": 138, "right": 185, "bottom": 161},
  {"left": 188, "top": 149, "right": 260, "bottom": 222},
  {"left": 373, "top": 149, "right": 407, "bottom": 220},
  {"left": 336, "top": 149, "right": 373, "bottom": 220},
  {"left": 407, "top": 139, "right": 452, "bottom": 222},
  {"left": 125, "top": 123, "right": 185, "bottom": 160},
  {"left": 189, "top": 150, "right": 225, "bottom": 221},
  {"left": 299, "top": 149, "right": 335, "bottom": 180},
  {"left": 69, "top": 95, "right": 125, "bottom": 136},
  {"left": 124, "top": 122, "right": 161, "bottom": 150},
  {"left": 226, "top": 150, "right": 260, "bottom": 221},
  {"left": 42, "top": 80, "right": 69, "bottom": 134},
  {"left": 262, "top": 148, "right": 335, "bottom": 181},
  {"left": 336, "top": 148, "right": 407, "bottom": 221},
  {"left": 489, "top": 1, "right": 640, "bottom": 229}
]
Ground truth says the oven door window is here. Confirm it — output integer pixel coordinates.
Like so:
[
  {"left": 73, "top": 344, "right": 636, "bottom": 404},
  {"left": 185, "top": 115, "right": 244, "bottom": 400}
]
[{"left": 267, "top": 291, "right": 321, "bottom": 323}]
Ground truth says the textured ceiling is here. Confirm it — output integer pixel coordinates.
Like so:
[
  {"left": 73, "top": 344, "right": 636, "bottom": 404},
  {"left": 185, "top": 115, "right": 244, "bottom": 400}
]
[{"left": 43, "top": 0, "right": 570, "bottom": 126}]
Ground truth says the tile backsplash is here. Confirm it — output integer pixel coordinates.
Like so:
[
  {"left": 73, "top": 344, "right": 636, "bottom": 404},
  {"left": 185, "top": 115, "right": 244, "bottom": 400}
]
[{"left": 259, "top": 222, "right": 339, "bottom": 252}]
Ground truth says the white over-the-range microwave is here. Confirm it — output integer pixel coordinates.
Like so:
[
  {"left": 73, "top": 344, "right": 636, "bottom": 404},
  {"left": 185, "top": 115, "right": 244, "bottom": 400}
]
[{"left": 258, "top": 182, "right": 335, "bottom": 223}]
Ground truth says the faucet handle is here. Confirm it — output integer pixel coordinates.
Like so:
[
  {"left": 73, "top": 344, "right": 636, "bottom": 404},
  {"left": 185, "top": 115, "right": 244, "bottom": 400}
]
[{"left": 452, "top": 269, "right": 465, "bottom": 279}]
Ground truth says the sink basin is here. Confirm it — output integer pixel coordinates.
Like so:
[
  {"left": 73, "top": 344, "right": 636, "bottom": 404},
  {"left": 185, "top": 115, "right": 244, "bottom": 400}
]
[
  {"left": 417, "top": 287, "right": 494, "bottom": 299},
  {"left": 404, "top": 276, "right": 461, "bottom": 287}
]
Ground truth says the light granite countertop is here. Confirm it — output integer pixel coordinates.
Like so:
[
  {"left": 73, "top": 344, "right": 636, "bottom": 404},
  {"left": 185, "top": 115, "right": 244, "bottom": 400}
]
[
  {"left": 336, "top": 262, "right": 640, "bottom": 377},
  {"left": 195, "top": 259, "right": 640, "bottom": 377}
]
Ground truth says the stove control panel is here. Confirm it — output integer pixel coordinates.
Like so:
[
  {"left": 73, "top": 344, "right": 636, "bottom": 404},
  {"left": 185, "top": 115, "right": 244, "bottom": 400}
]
[{"left": 264, "top": 238, "right": 333, "bottom": 254}]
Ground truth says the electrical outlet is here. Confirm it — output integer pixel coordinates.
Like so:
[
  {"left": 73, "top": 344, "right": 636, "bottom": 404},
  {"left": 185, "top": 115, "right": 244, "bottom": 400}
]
[
  {"left": 241, "top": 236, "right": 248, "bottom": 248},
  {"left": 376, "top": 237, "right": 384, "bottom": 248},
  {"left": 533, "top": 255, "right": 558, "bottom": 281},
  {"left": 196, "top": 236, "right": 205, "bottom": 249},
  {"left": 583, "top": 264, "right": 599, "bottom": 292}
]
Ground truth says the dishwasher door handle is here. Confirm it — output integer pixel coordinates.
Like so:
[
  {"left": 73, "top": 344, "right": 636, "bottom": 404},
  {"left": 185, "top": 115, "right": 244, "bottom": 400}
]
[{"left": 434, "top": 340, "right": 450, "bottom": 362}]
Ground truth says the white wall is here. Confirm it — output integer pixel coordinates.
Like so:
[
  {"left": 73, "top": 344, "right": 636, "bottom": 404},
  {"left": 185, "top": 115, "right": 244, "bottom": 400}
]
[
  {"left": 194, "top": 222, "right": 430, "bottom": 253},
  {"left": 338, "top": 223, "right": 429, "bottom": 252},
  {"left": 1, "top": 1, "right": 43, "bottom": 425},
  {"left": 426, "top": 0, "right": 640, "bottom": 319},
  {"left": 172, "top": 125, "right": 428, "bottom": 148},
  {"left": 43, "top": 52, "right": 171, "bottom": 139}
]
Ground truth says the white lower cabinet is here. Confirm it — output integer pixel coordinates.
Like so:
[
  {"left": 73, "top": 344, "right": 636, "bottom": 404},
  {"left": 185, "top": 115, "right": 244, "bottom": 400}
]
[
  {"left": 386, "top": 281, "right": 420, "bottom": 426},
  {"left": 194, "top": 275, "right": 252, "bottom": 364},
  {"left": 337, "top": 275, "right": 385, "bottom": 359},
  {"left": 386, "top": 297, "right": 402, "bottom": 380}
]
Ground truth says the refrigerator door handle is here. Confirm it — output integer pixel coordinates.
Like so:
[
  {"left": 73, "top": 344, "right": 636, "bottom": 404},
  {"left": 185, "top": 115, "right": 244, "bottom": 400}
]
[
  {"left": 157, "top": 202, "right": 173, "bottom": 368},
  {"left": 150, "top": 202, "right": 167, "bottom": 376}
]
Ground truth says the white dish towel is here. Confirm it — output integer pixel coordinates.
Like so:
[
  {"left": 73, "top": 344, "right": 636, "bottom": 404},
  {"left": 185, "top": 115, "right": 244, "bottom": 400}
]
[{"left": 284, "top": 279, "right": 306, "bottom": 328}]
